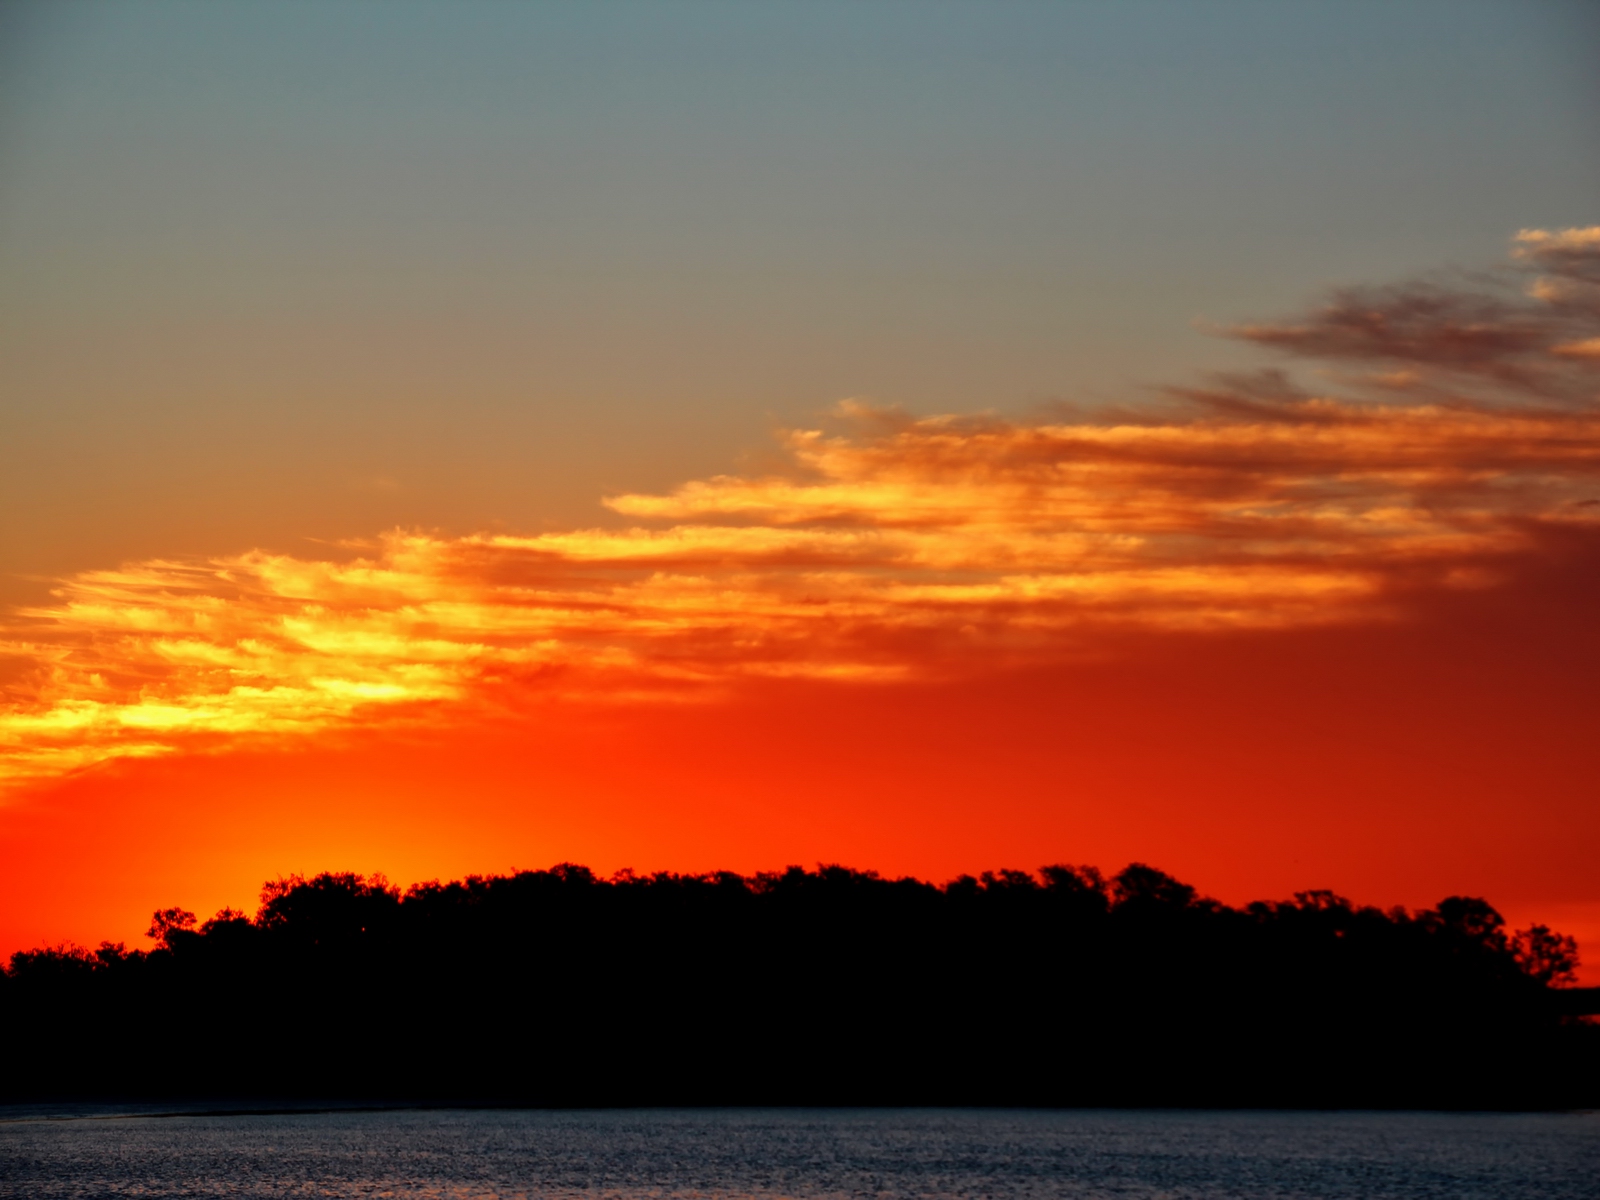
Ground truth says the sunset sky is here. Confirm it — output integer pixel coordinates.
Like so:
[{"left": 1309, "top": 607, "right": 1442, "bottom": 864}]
[{"left": 2, "top": 1, "right": 1599, "bottom": 977}]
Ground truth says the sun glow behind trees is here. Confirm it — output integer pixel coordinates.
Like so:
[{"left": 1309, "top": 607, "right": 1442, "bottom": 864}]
[{"left": 1, "top": 229, "right": 1598, "bottom": 977}]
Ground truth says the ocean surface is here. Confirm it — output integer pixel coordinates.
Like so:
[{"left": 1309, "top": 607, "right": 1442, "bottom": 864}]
[{"left": 1, "top": 1106, "right": 1596, "bottom": 1199}]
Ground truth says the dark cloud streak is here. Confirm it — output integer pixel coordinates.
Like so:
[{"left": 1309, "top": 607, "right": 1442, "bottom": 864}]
[{"left": 1228, "top": 227, "right": 1600, "bottom": 404}]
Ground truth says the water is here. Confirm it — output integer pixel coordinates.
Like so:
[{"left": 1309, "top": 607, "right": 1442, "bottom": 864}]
[{"left": 1, "top": 1107, "right": 1596, "bottom": 1199}]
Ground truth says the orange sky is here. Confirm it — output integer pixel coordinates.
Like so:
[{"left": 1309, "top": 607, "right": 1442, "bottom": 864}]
[
  {"left": 2, "top": 548, "right": 1597, "bottom": 977},
  {"left": 3, "top": 227, "right": 1599, "bottom": 979}
]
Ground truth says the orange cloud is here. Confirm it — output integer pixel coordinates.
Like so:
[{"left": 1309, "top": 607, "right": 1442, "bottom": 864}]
[{"left": 3, "top": 228, "right": 1598, "bottom": 788}]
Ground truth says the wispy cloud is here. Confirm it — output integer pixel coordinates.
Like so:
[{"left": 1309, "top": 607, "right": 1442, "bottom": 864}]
[
  {"left": 1230, "top": 225, "right": 1600, "bottom": 403},
  {"left": 4, "top": 229, "right": 1598, "bottom": 785}
]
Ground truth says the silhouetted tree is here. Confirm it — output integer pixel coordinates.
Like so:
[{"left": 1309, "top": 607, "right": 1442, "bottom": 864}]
[
  {"left": 1514, "top": 924, "right": 1581, "bottom": 987},
  {"left": 145, "top": 907, "right": 196, "bottom": 950},
  {"left": 3, "top": 862, "right": 1595, "bottom": 1107}
]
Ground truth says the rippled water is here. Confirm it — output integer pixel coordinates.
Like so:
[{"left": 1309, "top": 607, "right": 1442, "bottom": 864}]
[{"left": 1, "top": 1106, "right": 1597, "bottom": 1199}]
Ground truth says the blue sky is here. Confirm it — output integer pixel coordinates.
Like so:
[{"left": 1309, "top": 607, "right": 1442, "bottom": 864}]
[{"left": 1, "top": 0, "right": 1596, "bottom": 600}]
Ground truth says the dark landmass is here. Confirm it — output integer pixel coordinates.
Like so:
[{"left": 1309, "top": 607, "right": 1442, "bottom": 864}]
[{"left": 4, "top": 863, "right": 1597, "bottom": 1107}]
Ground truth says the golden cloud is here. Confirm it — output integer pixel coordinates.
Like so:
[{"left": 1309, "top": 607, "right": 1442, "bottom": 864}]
[{"left": 3, "top": 230, "right": 1598, "bottom": 785}]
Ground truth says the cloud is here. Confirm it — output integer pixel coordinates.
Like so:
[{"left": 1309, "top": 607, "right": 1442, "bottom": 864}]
[
  {"left": 1515, "top": 226, "right": 1600, "bottom": 286},
  {"left": 3, "top": 229, "right": 1598, "bottom": 786},
  {"left": 1231, "top": 225, "right": 1600, "bottom": 403}
]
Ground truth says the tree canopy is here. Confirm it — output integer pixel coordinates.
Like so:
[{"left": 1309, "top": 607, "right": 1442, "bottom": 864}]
[{"left": 3, "top": 863, "right": 1593, "bottom": 1107}]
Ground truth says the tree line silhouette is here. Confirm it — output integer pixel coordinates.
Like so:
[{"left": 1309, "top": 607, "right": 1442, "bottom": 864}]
[{"left": 3, "top": 862, "right": 1596, "bottom": 1107}]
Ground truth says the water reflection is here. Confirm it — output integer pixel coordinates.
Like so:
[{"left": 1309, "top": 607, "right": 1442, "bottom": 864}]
[{"left": 1, "top": 1107, "right": 1597, "bottom": 1200}]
